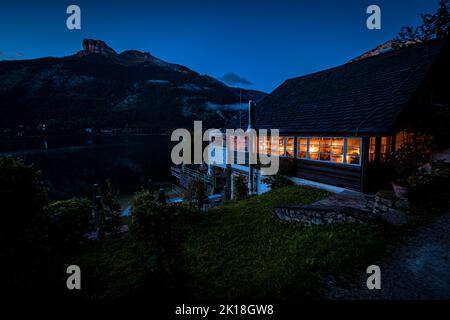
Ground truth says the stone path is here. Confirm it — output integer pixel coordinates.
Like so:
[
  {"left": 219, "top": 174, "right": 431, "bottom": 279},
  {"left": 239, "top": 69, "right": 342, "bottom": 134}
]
[
  {"left": 326, "top": 207, "right": 450, "bottom": 300},
  {"left": 311, "top": 191, "right": 374, "bottom": 211},
  {"left": 311, "top": 191, "right": 409, "bottom": 226}
]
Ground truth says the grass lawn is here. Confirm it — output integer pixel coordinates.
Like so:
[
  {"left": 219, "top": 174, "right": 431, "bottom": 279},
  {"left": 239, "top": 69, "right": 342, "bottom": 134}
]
[
  {"left": 70, "top": 185, "right": 387, "bottom": 301},
  {"left": 184, "top": 185, "right": 387, "bottom": 300}
]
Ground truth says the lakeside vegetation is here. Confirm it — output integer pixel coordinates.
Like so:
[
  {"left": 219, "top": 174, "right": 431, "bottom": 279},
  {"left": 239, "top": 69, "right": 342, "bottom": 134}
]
[
  {"left": 3, "top": 156, "right": 448, "bottom": 303},
  {"left": 56, "top": 185, "right": 387, "bottom": 301}
]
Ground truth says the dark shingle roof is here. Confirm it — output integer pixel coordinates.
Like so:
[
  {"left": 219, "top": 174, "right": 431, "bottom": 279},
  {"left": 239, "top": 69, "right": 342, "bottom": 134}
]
[{"left": 255, "top": 39, "right": 447, "bottom": 134}]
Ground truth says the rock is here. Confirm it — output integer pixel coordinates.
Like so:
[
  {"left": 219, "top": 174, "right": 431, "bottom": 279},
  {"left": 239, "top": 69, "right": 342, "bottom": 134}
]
[
  {"left": 119, "top": 50, "right": 151, "bottom": 63},
  {"left": 272, "top": 204, "right": 377, "bottom": 227},
  {"left": 79, "top": 39, "right": 117, "bottom": 57},
  {"left": 395, "top": 199, "right": 410, "bottom": 212},
  {"left": 349, "top": 39, "right": 421, "bottom": 63}
]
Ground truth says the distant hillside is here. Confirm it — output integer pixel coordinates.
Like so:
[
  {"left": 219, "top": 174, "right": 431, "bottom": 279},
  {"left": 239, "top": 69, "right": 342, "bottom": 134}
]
[{"left": 0, "top": 39, "right": 266, "bottom": 135}]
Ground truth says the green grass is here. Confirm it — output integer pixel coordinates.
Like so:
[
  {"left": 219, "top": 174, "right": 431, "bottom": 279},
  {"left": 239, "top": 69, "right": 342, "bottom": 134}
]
[
  {"left": 66, "top": 237, "right": 149, "bottom": 300},
  {"left": 184, "top": 186, "right": 386, "bottom": 300},
  {"left": 68, "top": 185, "right": 387, "bottom": 301}
]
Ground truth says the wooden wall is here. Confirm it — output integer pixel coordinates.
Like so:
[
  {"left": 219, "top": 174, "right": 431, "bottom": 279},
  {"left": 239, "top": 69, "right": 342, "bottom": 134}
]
[{"left": 292, "top": 159, "right": 362, "bottom": 190}]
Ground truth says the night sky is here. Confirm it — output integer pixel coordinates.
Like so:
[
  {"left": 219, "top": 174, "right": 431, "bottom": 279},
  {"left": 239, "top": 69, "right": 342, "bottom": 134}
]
[{"left": 0, "top": 0, "right": 441, "bottom": 92}]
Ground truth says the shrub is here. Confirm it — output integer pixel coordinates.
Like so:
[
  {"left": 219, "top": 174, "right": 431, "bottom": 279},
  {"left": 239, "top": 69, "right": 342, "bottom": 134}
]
[
  {"left": 408, "top": 161, "right": 450, "bottom": 215},
  {"left": 131, "top": 190, "right": 195, "bottom": 275},
  {"left": 99, "top": 180, "right": 122, "bottom": 237},
  {"left": 233, "top": 175, "right": 248, "bottom": 200},
  {"left": 46, "top": 198, "right": 94, "bottom": 247},
  {"left": 0, "top": 157, "right": 48, "bottom": 245},
  {"left": 392, "top": 139, "right": 432, "bottom": 184},
  {"left": 184, "top": 179, "right": 207, "bottom": 210},
  {"left": 262, "top": 173, "right": 293, "bottom": 190}
]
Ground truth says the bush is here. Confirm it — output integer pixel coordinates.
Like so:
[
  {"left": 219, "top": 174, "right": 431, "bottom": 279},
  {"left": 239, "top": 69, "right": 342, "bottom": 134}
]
[
  {"left": 233, "top": 175, "right": 248, "bottom": 200},
  {"left": 392, "top": 140, "right": 432, "bottom": 184},
  {"left": 99, "top": 180, "right": 122, "bottom": 237},
  {"left": 131, "top": 190, "right": 195, "bottom": 275},
  {"left": 46, "top": 198, "right": 93, "bottom": 247},
  {"left": 0, "top": 157, "right": 48, "bottom": 245},
  {"left": 262, "top": 173, "right": 293, "bottom": 190},
  {"left": 408, "top": 161, "right": 450, "bottom": 215},
  {"left": 184, "top": 179, "right": 207, "bottom": 210}
]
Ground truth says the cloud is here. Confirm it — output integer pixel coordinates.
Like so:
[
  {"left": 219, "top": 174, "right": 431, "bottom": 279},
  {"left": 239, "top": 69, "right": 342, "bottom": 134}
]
[
  {"left": 220, "top": 72, "right": 253, "bottom": 86},
  {"left": 0, "top": 51, "right": 24, "bottom": 59}
]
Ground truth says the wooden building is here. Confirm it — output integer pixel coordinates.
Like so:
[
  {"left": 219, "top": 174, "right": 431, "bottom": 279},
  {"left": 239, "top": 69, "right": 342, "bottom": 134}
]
[
  {"left": 174, "top": 39, "right": 449, "bottom": 196},
  {"left": 219, "top": 39, "right": 449, "bottom": 194}
]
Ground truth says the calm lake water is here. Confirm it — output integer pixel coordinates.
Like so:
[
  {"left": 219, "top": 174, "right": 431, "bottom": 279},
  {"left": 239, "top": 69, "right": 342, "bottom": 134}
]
[{"left": 0, "top": 135, "right": 174, "bottom": 200}]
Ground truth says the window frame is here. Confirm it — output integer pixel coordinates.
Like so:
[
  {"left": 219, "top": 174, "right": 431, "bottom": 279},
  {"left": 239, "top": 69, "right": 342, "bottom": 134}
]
[
  {"left": 296, "top": 137, "right": 309, "bottom": 159},
  {"left": 275, "top": 136, "right": 286, "bottom": 157},
  {"left": 295, "top": 136, "right": 361, "bottom": 166},
  {"left": 345, "top": 137, "right": 361, "bottom": 166},
  {"left": 285, "top": 136, "right": 295, "bottom": 158}
]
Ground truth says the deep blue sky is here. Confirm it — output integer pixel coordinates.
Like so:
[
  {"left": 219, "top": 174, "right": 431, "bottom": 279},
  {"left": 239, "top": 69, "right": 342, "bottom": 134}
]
[{"left": 0, "top": 0, "right": 441, "bottom": 92}]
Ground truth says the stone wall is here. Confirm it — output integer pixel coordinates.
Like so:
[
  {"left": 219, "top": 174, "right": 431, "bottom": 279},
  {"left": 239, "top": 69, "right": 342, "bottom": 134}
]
[
  {"left": 372, "top": 190, "right": 410, "bottom": 215},
  {"left": 273, "top": 189, "right": 412, "bottom": 227},
  {"left": 273, "top": 205, "right": 380, "bottom": 227},
  {"left": 369, "top": 190, "right": 410, "bottom": 226}
]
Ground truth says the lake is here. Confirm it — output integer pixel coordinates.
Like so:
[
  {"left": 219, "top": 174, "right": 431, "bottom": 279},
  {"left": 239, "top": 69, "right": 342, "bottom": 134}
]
[{"left": 0, "top": 134, "right": 174, "bottom": 200}]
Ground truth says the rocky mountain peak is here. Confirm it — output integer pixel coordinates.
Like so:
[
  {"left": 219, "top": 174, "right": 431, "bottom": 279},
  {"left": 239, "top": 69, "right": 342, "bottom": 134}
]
[
  {"left": 76, "top": 39, "right": 156, "bottom": 65},
  {"left": 79, "top": 39, "right": 117, "bottom": 57},
  {"left": 349, "top": 39, "right": 422, "bottom": 63}
]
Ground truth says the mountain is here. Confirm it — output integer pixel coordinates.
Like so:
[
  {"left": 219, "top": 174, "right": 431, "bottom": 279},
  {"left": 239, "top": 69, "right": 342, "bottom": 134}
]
[
  {"left": 348, "top": 39, "right": 421, "bottom": 63},
  {"left": 0, "top": 39, "right": 266, "bottom": 134}
]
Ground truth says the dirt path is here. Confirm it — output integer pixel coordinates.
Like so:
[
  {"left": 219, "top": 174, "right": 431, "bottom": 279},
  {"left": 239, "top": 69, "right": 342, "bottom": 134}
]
[{"left": 327, "top": 208, "right": 450, "bottom": 300}]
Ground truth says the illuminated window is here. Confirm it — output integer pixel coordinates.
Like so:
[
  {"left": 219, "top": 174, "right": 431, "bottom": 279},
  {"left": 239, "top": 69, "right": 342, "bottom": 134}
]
[
  {"left": 294, "top": 136, "right": 361, "bottom": 166},
  {"left": 319, "top": 138, "right": 331, "bottom": 161},
  {"left": 258, "top": 136, "right": 271, "bottom": 155},
  {"left": 297, "top": 137, "right": 308, "bottom": 158},
  {"left": 331, "top": 138, "right": 344, "bottom": 163},
  {"left": 395, "top": 130, "right": 413, "bottom": 151},
  {"left": 309, "top": 138, "right": 320, "bottom": 160},
  {"left": 269, "top": 137, "right": 283, "bottom": 156},
  {"left": 273, "top": 137, "right": 285, "bottom": 156},
  {"left": 285, "top": 137, "right": 294, "bottom": 157},
  {"left": 230, "top": 136, "right": 237, "bottom": 151},
  {"left": 369, "top": 137, "right": 376, "bottom": 162},
  {"left": 235, "top": 135, "right": 246, "bottom": 152},
  {"left": 258, "top": 136, "right": 265, "bottom": 155},
  {"left": 380, "top": 136, "right": 391, "bottom": 160},
  {"left": 265, "top": 137, "right": 272, "bottom": 155},
  {"left": 346, "top": 138, "right": 361, "bottom": 165}
]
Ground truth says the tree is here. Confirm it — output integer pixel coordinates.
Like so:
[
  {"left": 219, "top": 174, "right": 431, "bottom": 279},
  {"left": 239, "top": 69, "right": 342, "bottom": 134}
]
[
  {"left": 99, "top": 180, "right": 122, "bottom": 237},
  {"left": 184, "top": 179, "right": 207, "bottom": 210},
  {"left": 46, "top": 198, "right": 93, "bottom": 248},
  {"left": 131, "top": 190, "right": 194, "bottom": 275},
  {"left": 0, "top": 157, "right": 48, "bottom": 245},
  {"left": 233, "top": 175, "right": 248, "bottom": 200},
  {"left": 396, "top": 0, "right": 449, "bottom": 42}
]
